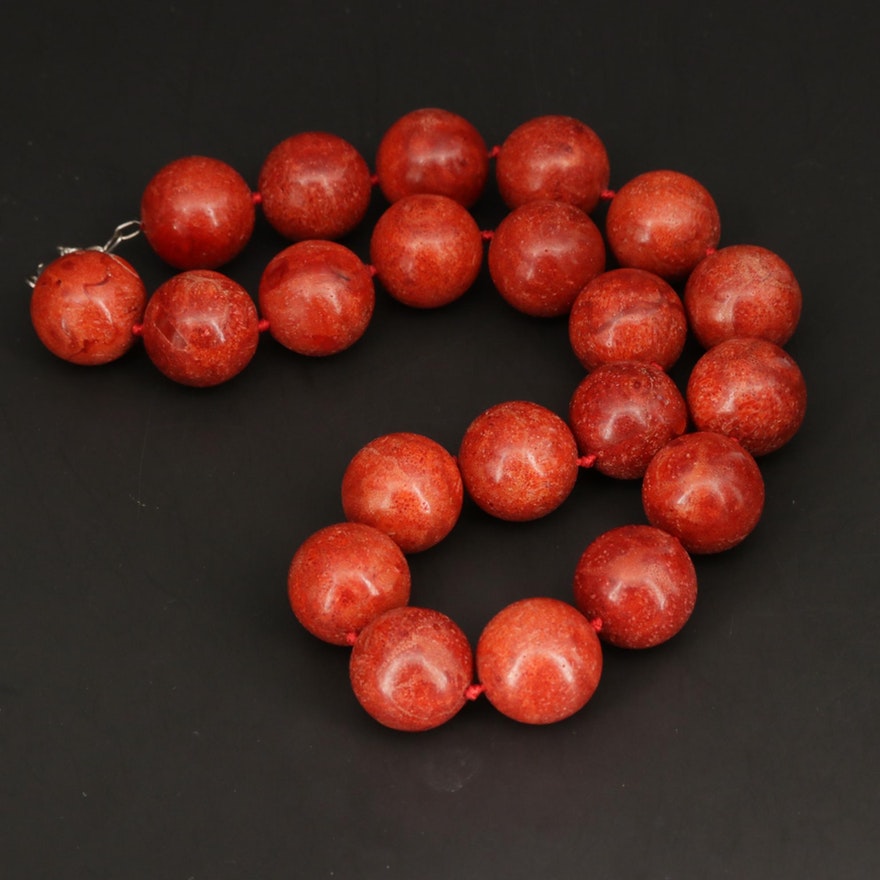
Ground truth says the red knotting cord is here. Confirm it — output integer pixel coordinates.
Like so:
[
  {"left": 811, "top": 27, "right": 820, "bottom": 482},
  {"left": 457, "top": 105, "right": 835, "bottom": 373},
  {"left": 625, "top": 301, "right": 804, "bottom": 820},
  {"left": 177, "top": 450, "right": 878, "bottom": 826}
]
[
  {"left": 589, "top": 617, "right": 603, "bottom": 633},
  {"left": 344, "top": 631, "right": 358, "bottom": 646},
  {"left": 705, "top": 246, "right": 717, "bottom": 257},
  {"left": 252, "top": 191, "right": 263, "bottom": 205},
  {"left": 367, "top": 264, "right": 378, "bottom": 278},
  {"left": 131, "top": 323, "right": 143, "bottom": 337},
  {"left": 465, "top": 683, "right": 485, "bottom": 701},
  {"left": 577, "top": 454, "right": 597, "bottom": 468},
  {"left": 600, "top": 188, "right": 616, "bottom": 201},
  {"left": 258, "top": 318, "right": 271, "bottom": 333},
  {"left": 480, "top": 229, "right": 495, "bottom": 242},
  {"left": 369, "top": 173, "right": 380, "bottom": 187},
  {"left": 487, "top": 145, "right": 501, "bottom": 160}
]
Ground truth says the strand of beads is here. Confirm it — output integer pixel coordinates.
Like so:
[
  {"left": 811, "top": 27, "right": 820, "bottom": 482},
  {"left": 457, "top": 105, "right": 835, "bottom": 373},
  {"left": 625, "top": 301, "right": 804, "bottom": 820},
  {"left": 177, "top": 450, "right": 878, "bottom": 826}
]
[{"left": 27, "top": 107, "right": 807, "bottom": 731}]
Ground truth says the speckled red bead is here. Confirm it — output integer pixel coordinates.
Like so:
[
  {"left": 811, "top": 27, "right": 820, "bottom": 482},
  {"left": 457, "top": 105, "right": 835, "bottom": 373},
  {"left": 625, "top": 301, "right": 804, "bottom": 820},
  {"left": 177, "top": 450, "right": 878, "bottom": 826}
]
[
  {"left": 341, "top": 432, "right": 463, "bottom": 553},
  {"left": 684, "top": 244, "right": 802, "bottom": 348},
  {"left": 349, "top": 606, "right": 474, "bottom": 732},
  {"left": 458, "top": 400, "right": 579, "bottom": 521},
  {"left": 476, "top": 597, "right": 602, "bottom": 725},
  {"left": 488, "top": 200, "right": 606, "bottom": 317},
  {"left": 287, "top": 522, "right": 411, "bottom": 645},
  {"left": 568, "top": 268, "right": 687, "bottom": 371},
  {"left": 495, "top": 115, "right": 611, "bottom": 214},
  {"left": 573, "top": 525, "right": 697, "bottom": 649},
  {"left": 30, "top": 250, "right": 146, "bottom": 365},
  {"left": 258, "top": 132, "right": 372, "bottom": 241},
  {"left": 606, "top": 170, "right": 721, "bottom": 280},
  {"left": 141, "top": 270, "right": 260, "bottom": 387},
  {"left": 569, "top": 362, "right": 688, "bottom": 479},
  {"left": 140, "top": 155, "right": 255, "bottom": 270},
  {"left": 642, "top": 431, "right": 765, "bottom": 554},
  {"left": 375, "top": 107, "right": 489, "bottom": 208},
  {"left": 370, "top": 194, "right": 483, "bottom": 308},
  {"left": 686, "top": 337, "right": 807, "bottom": 456},
  {"left": 258, "top": 240, "right": 375, "bottom": 356}
]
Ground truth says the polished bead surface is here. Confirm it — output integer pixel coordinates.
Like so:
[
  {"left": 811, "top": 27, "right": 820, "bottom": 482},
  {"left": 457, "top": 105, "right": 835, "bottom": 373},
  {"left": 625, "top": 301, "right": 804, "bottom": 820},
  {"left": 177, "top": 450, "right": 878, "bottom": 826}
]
[
  {"left": 684, "top": 244, "right": 802, "bottom": 348},
  {"left": 349, "top": 606, "right": 473, "bottom": 732},
  {"left": 458, "top": 400, "right": 579, "bottom": 521},
  {"left": 258, "top": 132, "right": 372, "bottom": 241},
  {"left": 341, "top": 432, "right": 463, "bottom": 553},
  {"left": 569, "top": 362, "right": 688, "bottom": 479},
  {"left": 488, "top": 200, "right": 606, "bottom": 317},
  {"left": 573, "top": 525, "right": 697, "bottom": 649},
  {"left": 370, "top": 194, "right": 483, "bottom": 308},
  {"left": 288, "top": 522, "right": 411, "bottom": 645},
  {"left": 495, "top": 115, "right": 610, "bottom": 213},
  {"left": 686, "top": 337, "right": 807, "bottom": 456},
  {"left": 476, "top": 597, "right": 602, "bottom": 725},
  {"left": 140, "top": 155, "right": 255, "bottom": 269},
  {"left": 568, "top": 268, "right": 687, "bottom": 371},
  {"left": 141, "top": 270, "right": 260, "bottom": 387},
  {"left": 606, "top": 170, "right": 721, "bottom": 280},
  {"left": 30, "top": 250, "right": 146, "bottom": 365},
  {"left": 258, "top": 240, "right": 374, "bottom": 356},
  {"left": 375, "top": 107, "right": 489, "bottom": 207},
  {"left": 642, "top": 431, "right": 765, "bottom": 554}
]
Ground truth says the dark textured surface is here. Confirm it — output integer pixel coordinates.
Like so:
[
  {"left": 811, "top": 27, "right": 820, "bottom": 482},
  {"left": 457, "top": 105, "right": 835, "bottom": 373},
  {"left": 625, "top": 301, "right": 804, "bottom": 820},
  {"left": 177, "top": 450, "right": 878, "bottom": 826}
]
[{"left": 2, "top": 1, "right": 878, "bottom": 877}]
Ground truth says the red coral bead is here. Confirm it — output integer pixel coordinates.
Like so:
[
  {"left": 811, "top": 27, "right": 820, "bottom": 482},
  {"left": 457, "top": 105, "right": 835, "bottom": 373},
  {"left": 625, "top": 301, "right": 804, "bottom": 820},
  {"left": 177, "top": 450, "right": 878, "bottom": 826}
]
[
  {"left": 495, "top": 115, "right": 611, "bottom": 213},
  {"left": 258, "top": 132, "right": 372, "bottom": 241},
  {"left": 458, "top": 400, "right": 579, "bottom": 522},
  {"left": 476, "top": 597, "right": 602, "bottom": 725},
  {"left": 686, "top": 337, "right": 807, "bottom": 456},
  {"left": 140, "top": 156, "right": 255, "bottom": 269},
  {"left": 488, "top": 200, "right": 606, "bottom": 317},
  {"left": 141, "top": 270, "right": 259, "bottom": 387},
  {"left": 569, "top": 362, "right": 688, "bottom": 479},
  {"left": 370, "top": 194, "right": 483, "bottom": 308},
  {"left": 642, "top": 432, "right": 765, "bottom": 554},
  {"left": 341, "top": 432, "right": 463, "bottom": 553},
  {"left": 568, "top": 268, "right": 687, "bottom": 371},
  {"left": 375, "top": 107, "right": 489, "bottom": 208},
  {"left": 287, "top": 522, "right": 411, "bottom": 645},
  {"left": 258, "top": 240, "right": 374, "bottom": 356},
  {"left": 684, "top": 244, "right": 803, "bottom": 348},
  {"left": 573, "top": 525, "right": 697, "bottom": 649},
  {"left": 30, "top": 250, "right": 146, "bottom": 365},
  {"left": 606, "top": 170, "right": 721, "bottom": 281},
  {"left": 349, "top": 606, "right": 473, "bottom": 732}
]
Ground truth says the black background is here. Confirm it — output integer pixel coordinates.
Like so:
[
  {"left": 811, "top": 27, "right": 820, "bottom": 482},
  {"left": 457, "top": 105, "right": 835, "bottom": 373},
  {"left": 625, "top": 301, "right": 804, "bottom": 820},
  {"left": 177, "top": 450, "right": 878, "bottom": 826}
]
[{"left": 2, "top": 1, "right": 878, "bottom": 877}]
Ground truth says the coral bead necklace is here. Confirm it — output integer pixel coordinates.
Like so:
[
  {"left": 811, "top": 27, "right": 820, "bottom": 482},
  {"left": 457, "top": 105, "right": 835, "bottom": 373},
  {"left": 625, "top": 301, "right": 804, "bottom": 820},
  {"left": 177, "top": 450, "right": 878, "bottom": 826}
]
[{"left": 27, "top": 107, "right": 807, "bottom": 731}]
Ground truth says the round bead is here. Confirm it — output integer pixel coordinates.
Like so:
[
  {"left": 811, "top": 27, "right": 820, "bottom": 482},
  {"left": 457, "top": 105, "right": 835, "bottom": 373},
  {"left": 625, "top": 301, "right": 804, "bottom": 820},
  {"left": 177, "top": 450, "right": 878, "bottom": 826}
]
[
  {"left": 573, "top": 525, "right": 697, "bottom": 649},
  {"left": 140, "top": 156, "right": 255, "bottom": 269},
  {"left": 606, "top": 170, "right": 721, "bottom": 280},
  {"left": 686, "top": 337, "right": 807, "bottom": 456},
  {"left": 258, "top": 132, "right": 372, "bottom": 241},
  {"left": 684, "top": 244, "right": 802, "bottom": 348},
  {"left": 569, "top": 362, "right": 688, "bottom": 479},
  {"left": 287, "top": 522, "right": 411, "bottom": 645},
  {"left": 495, "top": 115, "right": 611, "bottom": 213},
  {"left": 349, "top": 606, "right": 473, "bottom": 732},
  {"left": 375, "top": 107, "right": 489, "bottom": 207},
  {"left": 258, "top": 240, "right": 374, "bottom": 356},
  {"left": 370, "top": 194, "right": 483, "bottom": 308},
  {"left": 568, "top": 268, "right": 687, "bottom": 371},
  {"left": 476, "top": 597, "right": 602, "bottom": 725},
  {"left": 30, "top": 250, "right": 146, "bottom": 365},
  {"left": 458, "top": 400, "right": 579, "bottom": 522},
  {"left": 141, "top": 270, "right": 260, "bottom": 387},
  {"left": 488, "top": 200, "right": 606, "bottom": 317},
  {"left": 341, "top": 432, "right": 463, "bottom": 553},
  {"left": 642, "top": 432, "right": 765, "bottom": 554}
]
